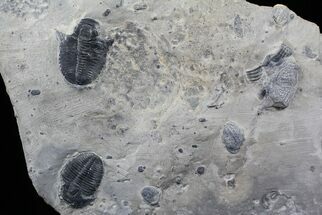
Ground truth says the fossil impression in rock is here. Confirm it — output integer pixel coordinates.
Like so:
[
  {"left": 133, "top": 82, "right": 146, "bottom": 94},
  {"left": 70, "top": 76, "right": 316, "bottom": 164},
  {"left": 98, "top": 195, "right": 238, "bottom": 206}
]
[
  {"left": 60, "top": 152, "right": 104, "bottom": 208},
  {"left": 58, "top": 18, "right": 114, "bottom": 86}
]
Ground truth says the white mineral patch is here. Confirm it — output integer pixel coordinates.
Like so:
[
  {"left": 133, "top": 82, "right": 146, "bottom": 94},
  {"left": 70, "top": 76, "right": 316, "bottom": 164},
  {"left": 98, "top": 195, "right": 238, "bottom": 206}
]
[{"left": 0, "top": 0, "right": 321, "bottom": 214}]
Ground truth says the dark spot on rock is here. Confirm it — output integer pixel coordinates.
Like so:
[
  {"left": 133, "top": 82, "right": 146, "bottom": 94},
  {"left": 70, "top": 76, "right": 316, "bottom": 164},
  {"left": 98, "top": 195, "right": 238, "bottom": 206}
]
[
  {"left": 196, "top": 166, "right": 205, "bottom": 175},
  {"left": 138, "top": 165, "right": 146, "bottom": 172},
  {"left": 192, "top": 144, "right": 198, "bottom": 148},
  {"left": 199, "top": 118, "right": 206, "bottom": 122},
  {"left": 30, "top": 89, "right": 41, "bottom": 95},
  {"left": 106, "top": 155, "right": 113, "bottom": 159},
  {"left": 103, "top": 9, "right": 111, "bottom": 17},
  {"left": 178, "top": 148, "right": 183, "bottom": 153},
  {"left": 175, "top": 176, "right": 182, "bottom": 184}
]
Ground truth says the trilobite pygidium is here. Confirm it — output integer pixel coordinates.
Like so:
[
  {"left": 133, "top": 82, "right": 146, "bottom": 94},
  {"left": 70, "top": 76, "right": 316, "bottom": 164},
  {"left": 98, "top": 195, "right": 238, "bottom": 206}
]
[
  {"left": 58, "top": 18, "right": 114, "bottom": 85},
  {"left": 60, "top": 152, "right": 104, "bottom": 208},
  {"left": 246, "top": 44, "right": 299, "bottom": 110}
]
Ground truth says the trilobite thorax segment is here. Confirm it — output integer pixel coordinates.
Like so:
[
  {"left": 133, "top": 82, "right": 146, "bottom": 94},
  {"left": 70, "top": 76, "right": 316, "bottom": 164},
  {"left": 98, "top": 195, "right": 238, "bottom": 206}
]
[
  {"left": 222, "top": 121, "right": 245, "bottom": 154},
  {"left": 58, "top": 18, "right": 114, "bottom": 86},
  {"left": 60, "top": 152, "right": 104, "bottom": 208},
  {"left": 246, "top": 66, "right": 263, "bottom": 82}
]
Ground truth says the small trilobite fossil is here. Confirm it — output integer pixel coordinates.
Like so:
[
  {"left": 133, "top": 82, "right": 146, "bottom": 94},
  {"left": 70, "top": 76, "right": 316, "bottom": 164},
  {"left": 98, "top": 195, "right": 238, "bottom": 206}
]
[
  {"left": 141, "top": 186, "right": 162, "bottom": 206},
  {"left": 222, "top": 121, "right": 245, "bottom": 154},
  {"left": 261, "top": 190, "right": 280, "bottom": 209},
  {"left": 272, "top": 4, "right": 291, "bottom": 27},
  {"left": 58, "top": 18, "right": 114, "bottom": 86},
  {"left": 60, "top": 152, "right": 104, "bottom": 208}
]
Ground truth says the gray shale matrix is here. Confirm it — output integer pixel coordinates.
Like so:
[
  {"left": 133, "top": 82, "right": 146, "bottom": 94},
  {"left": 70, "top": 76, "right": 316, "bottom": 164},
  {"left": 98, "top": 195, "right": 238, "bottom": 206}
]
[{"left": 0, "top": 0, "right": 321, "bottom": 214}]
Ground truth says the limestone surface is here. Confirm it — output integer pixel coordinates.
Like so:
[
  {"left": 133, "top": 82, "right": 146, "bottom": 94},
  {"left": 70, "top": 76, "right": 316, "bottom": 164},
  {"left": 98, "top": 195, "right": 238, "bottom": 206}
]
[{"left": 0, "top": 0, "right": 322, "bottom": 214}]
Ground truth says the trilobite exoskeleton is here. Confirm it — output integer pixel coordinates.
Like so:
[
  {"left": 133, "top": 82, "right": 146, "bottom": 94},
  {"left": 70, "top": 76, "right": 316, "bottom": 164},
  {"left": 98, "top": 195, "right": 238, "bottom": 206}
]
[
  {"left": 262, "top": 60, "right": 299, "bottom": 109},
  {"left": 262, "top": 44, "right": 293, "bottom": 67},
  {"left": 222, "top": 121, "right": 245, "bottom": 154},
  {"left": 58, "top": 18, "right": 114, "bottom": 86},
  {"left": 272, "top": 4, "right": 291, "bottom": 27},
  {"left": 141, "top": 186, "right": 162, "bottom": 206},
  {"left": 60, "top": 152, "right": 104, "bottom": 208},
  {"left": 246, "top": 66, "right": 263, "bottom": 82}
]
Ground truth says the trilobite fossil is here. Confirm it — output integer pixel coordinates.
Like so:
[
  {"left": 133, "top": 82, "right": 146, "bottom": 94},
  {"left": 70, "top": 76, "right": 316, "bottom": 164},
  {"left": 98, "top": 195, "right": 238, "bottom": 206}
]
[
  {"left": 58, "top": 18, "right": 114, "bottom": 86},
  {"left": 262, "top": 60, "right": 299, "bottom": 109},
  {"left": 222, "top": 121, "right": 245, "bottom": 154},
  {"left": 60, "top": 152, "right": 104, "bottom": 208},
  {"left": 141, "top": 186, "right": 162, "bottom": 206},
  {"left": 272, "top": 4, "right": 291, "bottom": 27}
]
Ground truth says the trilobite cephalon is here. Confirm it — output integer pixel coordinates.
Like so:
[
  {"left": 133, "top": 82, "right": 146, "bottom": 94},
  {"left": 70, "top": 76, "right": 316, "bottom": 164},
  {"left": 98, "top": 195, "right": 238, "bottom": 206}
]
[
  {"left": 58, "top": 18, "right": 114, "bottom": 85},
  {"left": 60, "top": 152, "right": 104, "bottom": 208}
]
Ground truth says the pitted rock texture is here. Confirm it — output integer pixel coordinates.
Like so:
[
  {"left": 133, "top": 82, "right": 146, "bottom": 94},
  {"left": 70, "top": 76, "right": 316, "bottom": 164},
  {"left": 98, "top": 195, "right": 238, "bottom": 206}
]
[{"left": 0, "top": 0, "right": 322, "bottom": 214}]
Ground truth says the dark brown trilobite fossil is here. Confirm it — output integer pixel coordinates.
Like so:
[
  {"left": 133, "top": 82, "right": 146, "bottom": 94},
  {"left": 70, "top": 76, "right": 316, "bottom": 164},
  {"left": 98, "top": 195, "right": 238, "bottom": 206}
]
[
  {"left": 60, "top": 152, "right": 104, "bottom": 208},
  {"left": 58, "top": 18, "right": 114, "bottom": 86}
]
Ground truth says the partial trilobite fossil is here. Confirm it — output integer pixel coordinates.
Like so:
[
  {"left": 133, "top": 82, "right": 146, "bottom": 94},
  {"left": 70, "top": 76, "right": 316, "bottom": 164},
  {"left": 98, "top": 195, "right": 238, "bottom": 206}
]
[
  {"left": 141, "top": 186, "right": 162, "bottom": 206},
  {"left": 272, "top": 4, "right": 292, "bottom": 27},
  {"left": 247, "top": 44, "right": 299, "bottom": 110},
  {"left": 261, "top": 60, "right": 299, "bottom": 109},
  {"left": 58, "top": 18, "right": 114, "bottom": 86},
  {"left": 60, "top": 152, "right": 104, "bottom": 208},
  {"left": 222, "top": 121, "right": 245, "bottom": 154},
  {"left": 246, "top": 66, "right": 263, "bottom": 82}
]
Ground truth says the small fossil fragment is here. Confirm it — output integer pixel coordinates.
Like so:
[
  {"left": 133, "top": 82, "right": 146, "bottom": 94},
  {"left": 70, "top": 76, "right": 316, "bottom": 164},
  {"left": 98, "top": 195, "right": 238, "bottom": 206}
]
[
  {"left": 272, "top": 4, "right": 291, "bottom": 27},
  {"left": 141, "top": 186, "right": 161, "bottom": 206},
  {"left": 261, "top": 190, "right": 280, "bottom": 209},
  {"left": 246, "top": 66, "right": 263, "bottom": 82},
  {"left": 60, "top": 152, "right": 104, "bottom": 208},
  {"left": 134, "top": 3, "right": 148, "bottom": 11},
  {"left": 58, "top": 18, "right": 114, "bottom": 86},
  {"left": 234, "top": 15, "right": 243, "bottom": 38},
  {"left": 262, "top": 44, "right": 293, "bottom": 67},
  {"left": 103, "top": 9, "right": 111, "bottom": 17},
  {"left": 222, "top": 121, "right": 245, "bottom": 154}
]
